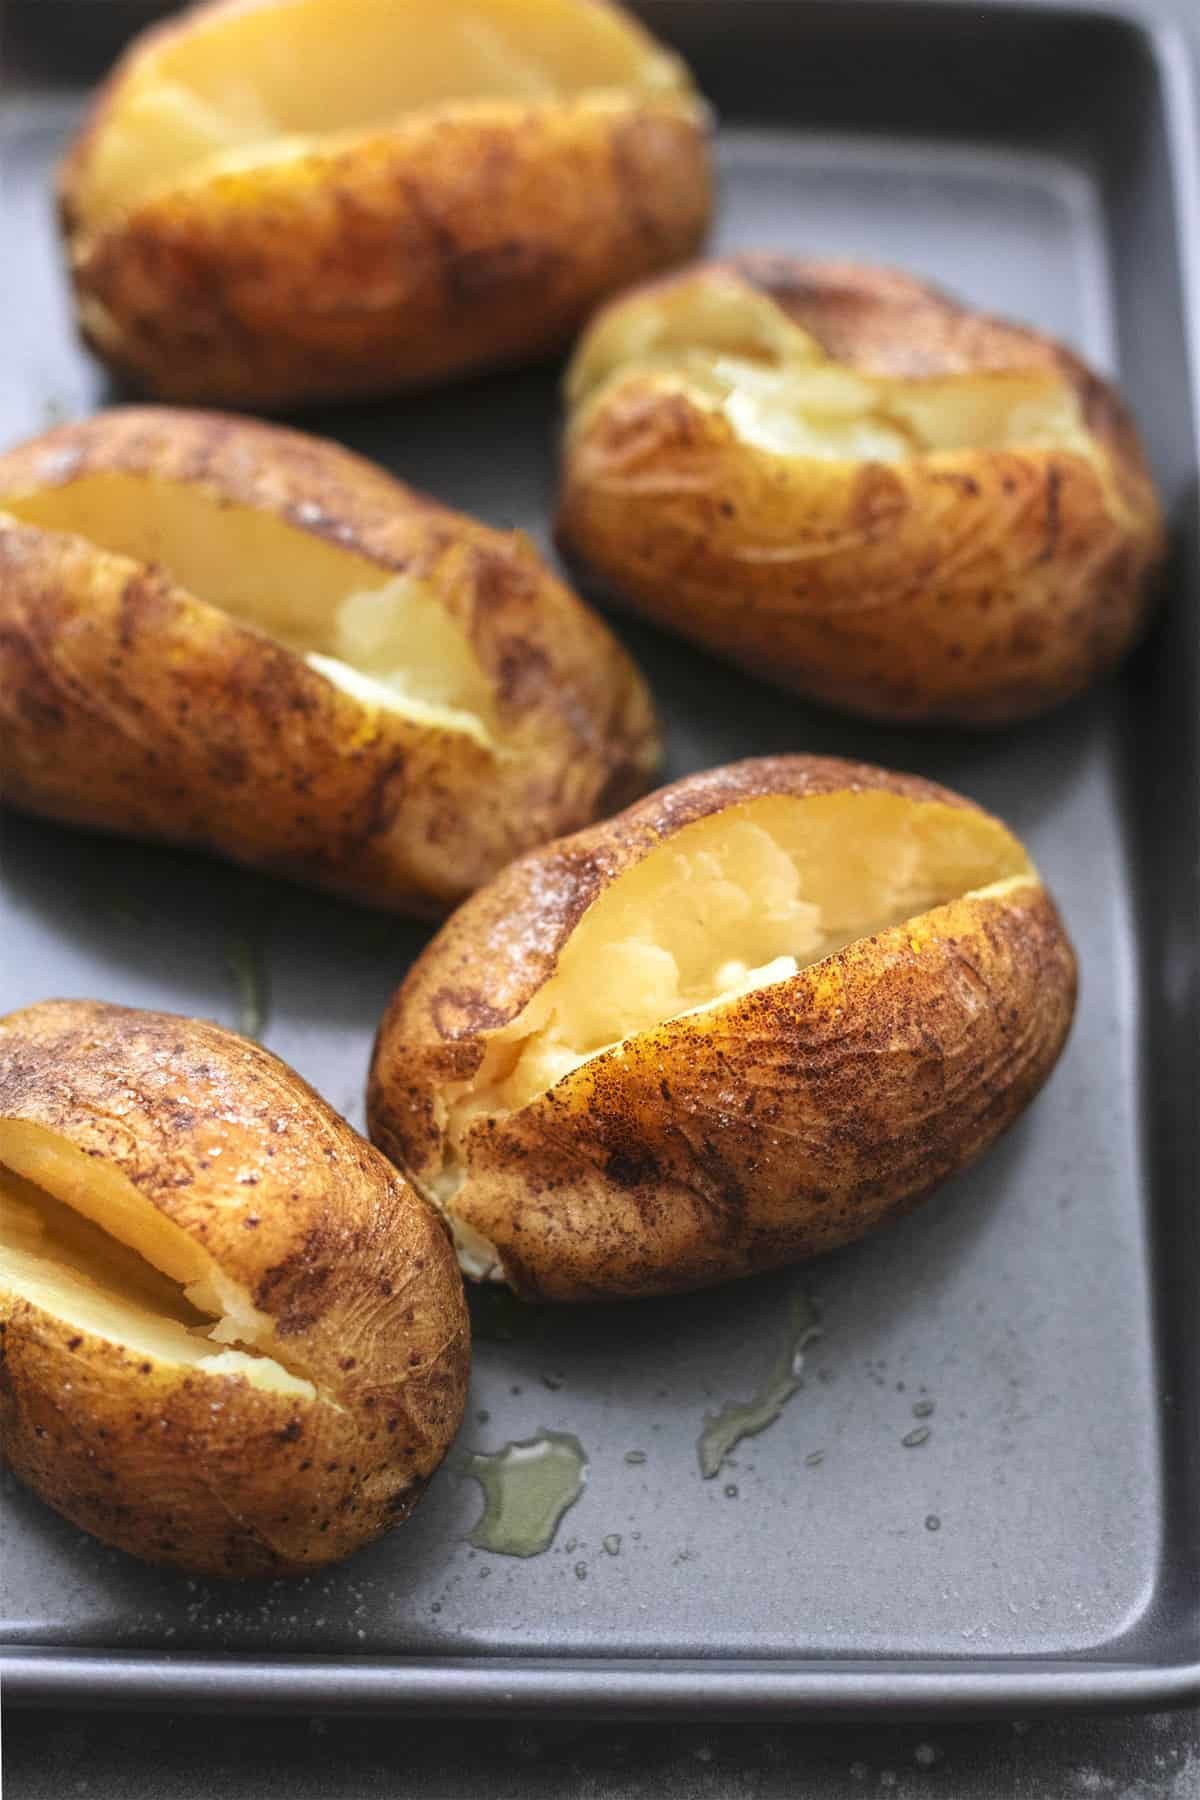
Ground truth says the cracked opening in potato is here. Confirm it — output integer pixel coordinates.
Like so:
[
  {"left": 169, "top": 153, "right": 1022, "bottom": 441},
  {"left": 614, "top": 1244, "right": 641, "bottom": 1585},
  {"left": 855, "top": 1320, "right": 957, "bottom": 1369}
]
[
  {"left": 1, "top": 474, "right": 496, "bottom": 745},
  {"left": 0, "top": 1120, "right": 314, "bottom": 1396},
  {"left": 436, "top": 791, "right": 1033, "bottom": 1253},
  {"left": 569, "top": 274, "right": 1094, "bottom": 462},
  {"left": 75, "top": 0, "right": 691, "bottom": 224}
]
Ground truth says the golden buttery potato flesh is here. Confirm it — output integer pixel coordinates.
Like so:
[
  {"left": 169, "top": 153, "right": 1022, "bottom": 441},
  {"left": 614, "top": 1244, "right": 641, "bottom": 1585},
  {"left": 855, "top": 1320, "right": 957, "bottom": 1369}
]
[
  {"left": 0, "top": 409, "right": 659, "bottom": 912},
  {"left": 369, "top": 756, "right": 1078, "bottom": 1301},
  {"left": 60, "top": 0, "right": 713, "bottom": 406},
  {"left": 558, "top": 257, "right": 1166, "bottom": 725},
  {"left": 0, "top": 1000, "right": 470, "bottom": 1577}
]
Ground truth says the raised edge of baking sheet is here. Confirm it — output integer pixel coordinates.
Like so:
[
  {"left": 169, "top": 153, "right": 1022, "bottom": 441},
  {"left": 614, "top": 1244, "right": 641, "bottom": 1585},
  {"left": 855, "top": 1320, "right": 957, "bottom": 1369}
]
[{"left": 2, "top": 0, "right": 1199, "bottom": 1719}]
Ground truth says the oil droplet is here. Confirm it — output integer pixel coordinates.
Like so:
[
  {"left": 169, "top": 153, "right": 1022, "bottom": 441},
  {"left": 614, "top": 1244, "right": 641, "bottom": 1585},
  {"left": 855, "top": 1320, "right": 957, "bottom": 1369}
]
[
  {"left": 624, "top": 1450, "right": 647, "bottom": 1466},
  {"left": 461, "top": 1431, "right": 587, "bottom": 1557},
  {"left": 925, "top": 1514, "right": 941, "bottom": 1532},
  {"left": 696, "top": 1293, "right": 821, "bottom": 1478},
  {"left": 603, "top": 1534, "right": 621, "bottom": 1556},
  {"left": 431, "top": 1601, "right": 442, "bottom": 1613},
  {"left": 724, "top": 1483, "right": 739, "bottom": 1499},
  {"left": 902, "top": 1426, "right": 931, "bottom": 1448},
  {"left": 912, "top": 1399, "right": 935, "bottom": 1419},
  {"left": 225, "top": 928, "right": 269, "bottom": 1041}
]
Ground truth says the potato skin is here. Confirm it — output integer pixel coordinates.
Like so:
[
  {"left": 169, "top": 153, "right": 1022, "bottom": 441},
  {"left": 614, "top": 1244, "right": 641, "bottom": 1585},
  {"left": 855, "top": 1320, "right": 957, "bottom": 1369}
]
[
  {"left": 59, "top": 7, "right": 712, "bottom": 407},
  {"left": 558, "top": 257, "right": 1166, "bottom": 726},
  {"left": 0, "top": 1000, "right": 470, "bottom": 1576},
  {"left": 369, "top": 755, "right": 1078, "bottom": 1301},
  {"left": 0, "top": 408, "right": 659, "bottom": 913}
]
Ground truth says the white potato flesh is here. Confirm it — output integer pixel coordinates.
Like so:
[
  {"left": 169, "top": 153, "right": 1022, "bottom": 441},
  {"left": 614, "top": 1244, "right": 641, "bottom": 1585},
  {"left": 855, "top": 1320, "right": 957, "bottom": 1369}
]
[
  {"left": 568, "top": 273, "right": 1096, "bottom": 462},
  {"left": 0, "top": 1120, "right": 313, "bottom": 1397},
  {"left": 76, "top": 0, "right": 693, "bottom": 223},
  {"left": 443, "top": 790, "right": 1034, "bottom": 1147},
  {"left": 1, "top": 473, "right": 496, "bottom": 745}
]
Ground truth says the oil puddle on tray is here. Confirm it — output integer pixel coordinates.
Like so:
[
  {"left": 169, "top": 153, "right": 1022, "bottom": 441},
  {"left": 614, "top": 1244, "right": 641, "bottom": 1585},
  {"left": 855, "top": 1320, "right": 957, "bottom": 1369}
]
[
  {"left": 696, "top": 1292, "right": 822, "bottom": 1478},
  {"left": 461, "top": 1430, "right": 588, "bottom": 1557}
]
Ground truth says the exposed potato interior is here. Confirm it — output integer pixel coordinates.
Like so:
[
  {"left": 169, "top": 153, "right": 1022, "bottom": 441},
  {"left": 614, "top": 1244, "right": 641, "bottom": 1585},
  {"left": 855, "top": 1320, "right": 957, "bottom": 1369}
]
[
  {"left": 76, "top": 0, "right": 693, "bottom": 224},
  {"left": 0, "top": 1119, "right": 314, "bottom": 1395},
  {"left": 433, "top": 790, "right": 1035, "bottom": 1267},
  {"left": 1, "top": 474, "right": 496, "bottom": 745},
  {"left": 567, "top": 273, "right": 1094, "bottom": 461}
]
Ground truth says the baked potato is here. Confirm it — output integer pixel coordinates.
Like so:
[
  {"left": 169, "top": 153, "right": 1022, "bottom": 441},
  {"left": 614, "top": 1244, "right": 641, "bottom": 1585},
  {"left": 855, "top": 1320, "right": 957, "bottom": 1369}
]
[
  {"left": 0, "top": 408, "right": 659, "bottom": 912},
  {"left": 59, "top": 0, "right": 713, "bottom": 408},
  {"left": 558, "top": 257, "right": 1166, "bottom": 725},
  {"left": 0, "top": 999, "right": 469, "bottom": 1576},
  {"left": 369, "top": 755, "right": 1077, "bottom": 1301}
]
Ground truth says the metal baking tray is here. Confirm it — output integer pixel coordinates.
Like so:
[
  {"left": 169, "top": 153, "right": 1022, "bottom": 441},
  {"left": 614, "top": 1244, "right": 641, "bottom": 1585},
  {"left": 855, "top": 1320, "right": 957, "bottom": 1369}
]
[{"left": 2, "top": 0, "right": 1199, "bottom": 1720}]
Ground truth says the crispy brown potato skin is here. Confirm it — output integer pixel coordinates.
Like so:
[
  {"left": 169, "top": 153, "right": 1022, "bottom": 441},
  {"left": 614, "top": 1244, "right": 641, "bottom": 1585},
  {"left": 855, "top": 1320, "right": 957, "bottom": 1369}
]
[
  {"left": 0, "top": 1000, "right": 470, "bottom": 1576},
  {"left": 558, "top": 257, "right": 1166, "bottom": 726},
  {"left": 0, "top": 408, "right": 659, "bottom": 914},
  {"left": 369, "top": 756, "right": 1078, "bottom": 1301},
  {"left": 59, "top": 8, "right": 712, "bottom": 407}
]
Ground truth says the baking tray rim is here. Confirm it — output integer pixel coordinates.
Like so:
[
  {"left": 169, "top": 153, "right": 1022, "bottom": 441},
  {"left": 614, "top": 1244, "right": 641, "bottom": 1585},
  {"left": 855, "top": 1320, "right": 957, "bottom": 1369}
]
[
  {"left": 2, "top": 0, "right": 1200, "bottom": 1720},
  {"left": 4, "top": 1648, "right": 1200, "bottom": 1718}
]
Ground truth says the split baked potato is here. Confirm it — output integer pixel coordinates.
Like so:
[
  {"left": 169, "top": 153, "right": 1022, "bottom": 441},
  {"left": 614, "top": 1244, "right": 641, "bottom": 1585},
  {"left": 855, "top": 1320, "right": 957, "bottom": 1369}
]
[
  {"left": 369, "top": 755, "right": 1077, "bottom": 1301},
  {"left": 59, "top": 0, "right": 713, "bottom": 408},
  {"left": 0, "top": 408, "right": 659, "bottom": 912},
  {"left": 558, "top": 257, "right": 1166, "bottom": 725},
  {"left": 0, "top": 1000, "right": 469, "bottom": 1576}
]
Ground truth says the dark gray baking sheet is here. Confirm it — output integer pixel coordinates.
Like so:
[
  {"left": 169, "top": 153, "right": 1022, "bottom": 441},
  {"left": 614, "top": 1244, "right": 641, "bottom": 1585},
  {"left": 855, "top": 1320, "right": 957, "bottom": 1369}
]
[{"left": 1, "top": 0, "right": 1198, "bottom": 1719}]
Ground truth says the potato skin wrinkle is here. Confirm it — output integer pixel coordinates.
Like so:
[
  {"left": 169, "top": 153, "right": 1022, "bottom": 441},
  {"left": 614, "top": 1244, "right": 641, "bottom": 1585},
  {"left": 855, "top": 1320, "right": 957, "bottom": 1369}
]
[
  {"left": 0, "top": 1000, "right": 470, "bottom": 1577},
  {"left": 558, "top": 256, "right": 1166, "bottom": 726},
  {"left": 0, "top": 408, "right": 659, "bottom": 914},
  {"left": 369, "top": 755, "right": 1078, "bottom": 1302},
  {"left": 59, "top": 0, "right": 713, "bottom": 407}
]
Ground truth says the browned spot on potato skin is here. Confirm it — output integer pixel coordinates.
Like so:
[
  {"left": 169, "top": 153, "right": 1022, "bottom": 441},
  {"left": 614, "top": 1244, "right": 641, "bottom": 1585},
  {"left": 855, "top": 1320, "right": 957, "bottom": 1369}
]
[
  {"left": 604, "top": 1149, "right": 661, "bottom": 1190},
  {"left": 0, "top": 630, "right": 67, "bottom": 737},
  {"left": 850, "top": 465, "right": 909, "bottom": 539},
  {"left": 117, "top": 565, "right": 171, "bottom": 650},
  {"left": 1037, "top": 465, "right": 1063, "bottom": 566},
  {"left": 355, "top": 752, "right": 408, "bottom": 848}
]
